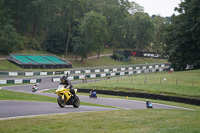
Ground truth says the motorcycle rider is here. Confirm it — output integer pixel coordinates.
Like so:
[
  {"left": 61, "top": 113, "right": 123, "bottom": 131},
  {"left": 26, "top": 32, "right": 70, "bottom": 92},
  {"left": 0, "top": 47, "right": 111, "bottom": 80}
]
[
  {"left": 59, "top": 75, "right": 75, "bottom": 96},
  {"left": 146, "top": 99, "right": 153, "bottom": 109},
  {"left": 32, "top": 83, "right": 39, "bottom": 92}
]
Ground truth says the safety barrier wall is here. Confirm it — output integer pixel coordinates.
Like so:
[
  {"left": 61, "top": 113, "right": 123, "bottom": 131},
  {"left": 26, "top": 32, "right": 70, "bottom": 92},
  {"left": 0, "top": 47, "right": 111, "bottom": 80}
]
[
  {"left": 0, "top": 63, "right": 170, "bottom": 76},
  {"left": 77, "top": 88, "right": 200, "bottom": 106},
  {"left": 0, "top": 79, "right": 42, "bottom": 84},
  {"left": 52, "top": 68, "right": 165, "bottom": 82}
]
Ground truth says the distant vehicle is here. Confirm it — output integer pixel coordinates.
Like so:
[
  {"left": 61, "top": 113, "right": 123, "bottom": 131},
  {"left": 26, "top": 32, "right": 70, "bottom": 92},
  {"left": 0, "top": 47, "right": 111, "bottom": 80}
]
[
  {"left": 89, "top": 90, "right": 97, "bottom": 99},
  {"left": 146, "top": 99, "right": 153, "bottom": 109},
  {"left": 32, "top": 83, "right": 39, "bottom": 92}
]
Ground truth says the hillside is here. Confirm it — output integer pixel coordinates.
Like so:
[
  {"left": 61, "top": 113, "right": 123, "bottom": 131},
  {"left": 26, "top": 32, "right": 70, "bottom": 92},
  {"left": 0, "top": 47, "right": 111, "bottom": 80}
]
[{"left": 0, "top": 54, "right": 168, "bottom": 71}]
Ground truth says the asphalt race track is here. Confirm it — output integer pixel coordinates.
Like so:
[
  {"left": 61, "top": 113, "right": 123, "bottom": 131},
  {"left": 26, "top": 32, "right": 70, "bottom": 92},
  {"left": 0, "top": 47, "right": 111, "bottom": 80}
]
[
  {"left": 0, "top": 101, "right": 116, "bottom": 119},
  {"left": 0, "top": 77, "right": 193, "bottom": 119}
]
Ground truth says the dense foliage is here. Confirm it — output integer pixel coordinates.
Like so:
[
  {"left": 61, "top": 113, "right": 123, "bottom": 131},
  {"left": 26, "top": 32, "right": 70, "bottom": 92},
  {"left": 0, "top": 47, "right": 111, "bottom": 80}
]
[
  {"left": 164, "top": 0, "right": 200, "bottom": 70},
  {"left": 0, "top": 0, "right": 170, "bottom": 58},
  {"left": 1, "top": 0, "right": 199, "bottom": 69}
]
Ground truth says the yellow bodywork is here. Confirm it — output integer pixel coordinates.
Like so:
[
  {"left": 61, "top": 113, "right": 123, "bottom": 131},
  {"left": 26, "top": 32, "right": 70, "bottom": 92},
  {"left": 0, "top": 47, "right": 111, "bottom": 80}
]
[
  {"left": 56, "top": 85, "right": 72, "bottom": 102},
  {"left": 55, "top": 85, "right": 77, "bottom": 102}
]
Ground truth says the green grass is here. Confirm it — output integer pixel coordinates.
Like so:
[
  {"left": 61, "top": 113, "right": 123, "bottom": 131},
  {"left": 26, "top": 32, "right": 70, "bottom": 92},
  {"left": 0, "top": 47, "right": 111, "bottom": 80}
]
[
  {"left": 0, "top": 109, "right": 200, "bottom": 133},
  {"left": 0, "top": 60, "right": 24, "bottom": 71},
  {"left": 0, "top": 89, "right": 115, "bottom": 108},
  {"left": 74, "top": 69, "right": 200, "bottom": 99},
  {"left": 0, "top": 89, "right": 56, "bottom": 102},
  {"left": 66, "top": 56, "right": 168, "bottom": 68}
]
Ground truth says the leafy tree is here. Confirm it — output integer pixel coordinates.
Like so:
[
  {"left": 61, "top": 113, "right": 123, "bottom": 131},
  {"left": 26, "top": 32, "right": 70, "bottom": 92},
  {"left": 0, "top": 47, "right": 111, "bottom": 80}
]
[
  {"left": 63, "top": 0, "right": 87, "bottom": 57},
  {"left": 79, "top": 11, "right": 108, "bottom": 60},
  {"left": 128, "top": 1, "right": 144, "bottom": 15},
  {"left": 0, "top": 24, "right": 23, "bottom": 54},
  {"left": 165, "top": 0, "right": 200, "bottom": 70},
  {"left": 151, "top": 15, "right": 168, "bottom": 53},
  {"left": 133, "top": 12, "right": 154, "bottom": 50},
  {"left": 0, "top": 0, "right": 165, "bottom": 56},
  {"left": 24, "top": 37, "right": 41, "bottom": 50},
  {"left": 0, "top": 0, "right": 4, "bottom": 25},
  {"left": 41, "top": 29, "right": 66, "bottom": 54},
  {"left": 72, "top": 36, "right": 88, "bottom": 62}
]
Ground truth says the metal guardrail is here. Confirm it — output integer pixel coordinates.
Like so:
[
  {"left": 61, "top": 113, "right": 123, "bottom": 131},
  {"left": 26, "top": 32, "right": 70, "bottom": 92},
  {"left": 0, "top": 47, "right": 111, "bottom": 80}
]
[
  {"left": 0, "top": 63, "right": 170, "bottom": 76},
  {"left": 0, "top": 78, "right": 42, "bottom": 84}
]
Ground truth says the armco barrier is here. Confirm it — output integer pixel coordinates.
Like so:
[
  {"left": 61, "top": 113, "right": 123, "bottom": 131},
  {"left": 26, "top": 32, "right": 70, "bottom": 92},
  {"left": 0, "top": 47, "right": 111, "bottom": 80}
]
[
  {"left": 52, "top": 68, "right": 166, "bottom": 82},
  {"left": 0, "top": 78, "right": 42, "bottom": 84},
  {"left": 77, "top": 88, "right": 200, "bottom": 106},
  {"left": 0, "top": 63, "right": 170, "bottom": 76}
]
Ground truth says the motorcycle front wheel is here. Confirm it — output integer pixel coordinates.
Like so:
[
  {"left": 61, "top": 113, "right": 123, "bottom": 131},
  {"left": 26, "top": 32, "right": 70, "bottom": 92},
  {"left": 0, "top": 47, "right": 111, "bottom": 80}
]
[
  {"left": 57, "top": 95, "right": 65, "bottom": 108},
  {"left": 73, "top": 96, "right": 80, "bottom": 108}
]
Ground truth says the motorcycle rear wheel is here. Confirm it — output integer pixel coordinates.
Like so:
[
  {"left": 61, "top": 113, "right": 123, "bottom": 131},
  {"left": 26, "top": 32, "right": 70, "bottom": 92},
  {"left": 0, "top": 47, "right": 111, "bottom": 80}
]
[
  {"left": 73, "top": 96, "right": 80, "bottom": 108},
  {"left": 57, "top": 95, "right": 65, "bottom": 108}
]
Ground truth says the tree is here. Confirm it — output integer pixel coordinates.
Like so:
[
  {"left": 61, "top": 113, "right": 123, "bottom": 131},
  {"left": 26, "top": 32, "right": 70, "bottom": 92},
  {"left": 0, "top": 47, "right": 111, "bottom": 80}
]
[
  {"left": 128, "top": 1, "right": 144, "bottom": 15},
  {"left": 63, "top": 0, "right": 86, "bottom": 57},
  {"left": 165, "top": 0, "right": 200, "bottom": 70},
  {"left": 151, "top": 15, "right": 169, "bottom": 54},
  {"left": 41, "top": 29, "right": 66, "bottom": 54},
  {"left": 133, "top": 12, "right": 154, "bottom": 50},
  {"left": 0, "top": 0, "right": 4, "bottom": 26},
  {"left": 0, "top": 24, "right": 23, "bottom": 54},
  {"left": 79, "top": 11, "right": 108, "bottom": 60},
  {"left": 72, "top": 36, "right": 88, "bottom": 62}
]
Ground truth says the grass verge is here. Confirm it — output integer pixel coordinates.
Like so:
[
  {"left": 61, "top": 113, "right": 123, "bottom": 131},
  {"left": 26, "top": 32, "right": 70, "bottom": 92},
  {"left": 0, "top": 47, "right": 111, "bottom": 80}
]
[
  {"left": 0, "top": 89, "right": 56, "bottom": 103},
  {"left": 74, "top": 69, "right": 200, "bottom": 99},
  {"left": 0, "top": 109, "right": 200, "bottom": 133}
]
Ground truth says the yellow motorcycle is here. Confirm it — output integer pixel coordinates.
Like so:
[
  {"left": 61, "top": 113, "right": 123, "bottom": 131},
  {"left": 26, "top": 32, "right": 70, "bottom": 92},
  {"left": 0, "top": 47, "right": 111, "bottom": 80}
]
[{"left": 55, "top": 85, "right": 80, "bottom": 108}]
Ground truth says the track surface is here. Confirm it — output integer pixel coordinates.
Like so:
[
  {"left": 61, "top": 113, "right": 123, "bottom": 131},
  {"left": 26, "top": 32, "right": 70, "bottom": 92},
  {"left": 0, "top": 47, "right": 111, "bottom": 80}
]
[{"left": 0, "top": 77, "right": 192, "bottom": 119}]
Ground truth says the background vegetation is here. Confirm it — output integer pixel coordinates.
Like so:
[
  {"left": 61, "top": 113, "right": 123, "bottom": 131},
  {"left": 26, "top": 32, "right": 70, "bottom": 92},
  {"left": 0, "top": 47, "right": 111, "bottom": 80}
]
[{"left": 0, "top": 0, "right": 199, "bottom": 69}]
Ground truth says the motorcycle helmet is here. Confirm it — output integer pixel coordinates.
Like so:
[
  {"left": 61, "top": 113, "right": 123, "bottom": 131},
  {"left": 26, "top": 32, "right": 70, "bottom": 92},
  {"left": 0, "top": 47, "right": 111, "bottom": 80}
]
[{"left": 60, "top": 75, "right": 66, "bottom": 83}]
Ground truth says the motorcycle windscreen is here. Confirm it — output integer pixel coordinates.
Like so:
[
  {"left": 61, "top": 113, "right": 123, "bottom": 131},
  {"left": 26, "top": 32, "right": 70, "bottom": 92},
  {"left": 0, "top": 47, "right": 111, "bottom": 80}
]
[{"left": 56, "top": 85, "right": 65, "bottom": 91}]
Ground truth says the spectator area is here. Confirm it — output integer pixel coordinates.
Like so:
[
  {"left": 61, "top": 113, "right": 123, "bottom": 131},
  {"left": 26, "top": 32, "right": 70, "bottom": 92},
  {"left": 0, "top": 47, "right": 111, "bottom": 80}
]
[
  {"left": 44, "top": 56, "right": 66, "bottom": 64},
  {"left": 10, "top": 55, "right": 36, "bottom": 64},
  {"left": 8, "top": 54, "right": 72, "bottom": 69},
  {"left": 26, "top": 56, "right": 53, "bottom": 64}
]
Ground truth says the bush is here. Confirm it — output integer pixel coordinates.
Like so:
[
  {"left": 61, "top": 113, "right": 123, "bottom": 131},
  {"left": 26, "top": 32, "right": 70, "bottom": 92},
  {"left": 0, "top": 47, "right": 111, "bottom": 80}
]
[
  {"left": 0, "top": 24, "right": 24, "bottom": 54},
  {"left": 112, "top": 53, "right": 118, "bottom": 60},
  {"left": 24, "top": 37, "right": 41, "bottom": 50},
  {"left": 41, "top": 30, "right": 66, "bottom": 54}
]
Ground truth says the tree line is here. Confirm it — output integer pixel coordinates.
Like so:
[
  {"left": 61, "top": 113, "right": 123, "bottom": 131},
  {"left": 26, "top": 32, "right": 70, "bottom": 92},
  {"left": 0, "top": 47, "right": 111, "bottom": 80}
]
[{"left": 0, "top": 0, "right": 199, "bottom": 70}]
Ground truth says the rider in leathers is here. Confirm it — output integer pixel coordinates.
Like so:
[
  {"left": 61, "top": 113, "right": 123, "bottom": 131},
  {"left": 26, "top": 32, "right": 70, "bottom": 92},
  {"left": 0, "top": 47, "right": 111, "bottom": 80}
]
[{"left": 60, "top": 75, "right": 75, "bottom": 96}]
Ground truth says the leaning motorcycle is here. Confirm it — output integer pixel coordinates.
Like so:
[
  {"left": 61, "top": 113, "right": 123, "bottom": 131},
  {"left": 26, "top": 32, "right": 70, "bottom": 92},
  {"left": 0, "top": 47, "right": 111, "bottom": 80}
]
[
  {"left": 89, "top": 92, "right": 97, "bottom": 99},
  {"left": 55, "top": 85, "right": 80, "bottom": 108},
  {"left": 32, "top": 86, "right": 38, "bottom": 92},
  {"left": 147, "top": 102, "right": 153, "bottom": 109}
]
